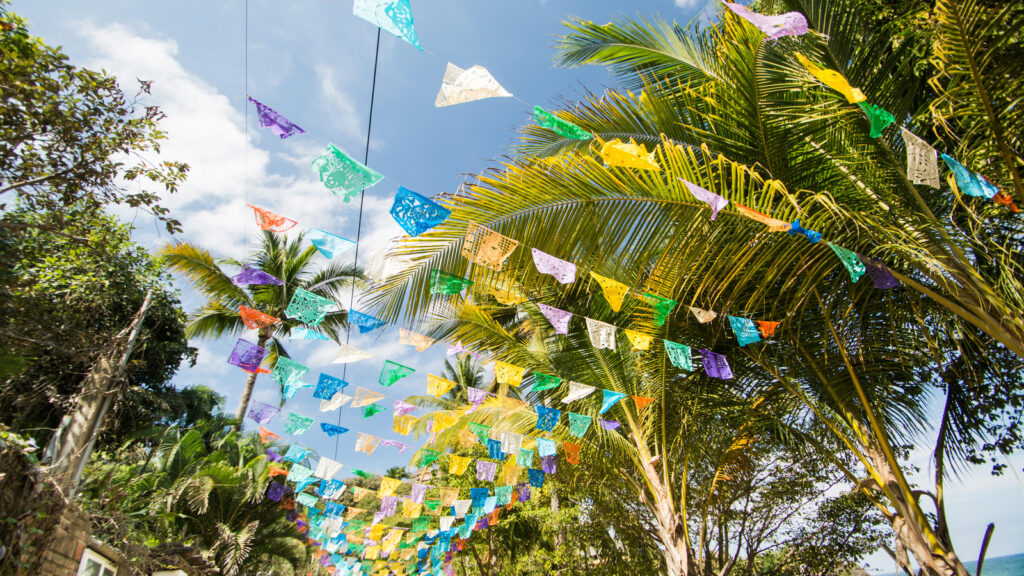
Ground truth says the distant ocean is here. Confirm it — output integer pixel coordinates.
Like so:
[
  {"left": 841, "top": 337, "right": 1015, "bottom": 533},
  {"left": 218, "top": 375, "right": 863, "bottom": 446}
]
[{"left": 873, "top": 553, "right": 1024, "bottom": 576}]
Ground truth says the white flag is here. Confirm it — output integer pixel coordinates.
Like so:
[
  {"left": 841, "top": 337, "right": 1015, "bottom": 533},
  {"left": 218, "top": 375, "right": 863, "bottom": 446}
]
[
  {"left": 585, "top": 317, "right": 617, "bottom": 350},
  {"left": 435, "top": 62, "right": 513, "bottom": 107},
  {"left": 562, "top": 381, "right": 597, "bottom": 404}
]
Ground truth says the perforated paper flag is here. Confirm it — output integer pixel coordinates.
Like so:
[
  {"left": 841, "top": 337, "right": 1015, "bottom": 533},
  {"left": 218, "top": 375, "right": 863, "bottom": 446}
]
[
  {"left": 476, "top": 460, "right": 497, "bottom": 482},
  {"left": 590, "top": 272, "right": 629, "bottom": 312},
  {"left": 289, "top": 465, "right": 315, "bottom": 486},
  {"left": 567, "top": 413, "right": 592, "bottom": 438},
  {"left": 499, "top": 431, "right": 522, "bottom": 455},
  {"left": 494, "top": 361, "right": 525, "bottom": 387},
  {"left": 285, "top": 412, "right": 314, "bottom": 435},
  {"left": 321, "top": 423, "right": 349, "bottom": 436},
  {"left": 681, "top": 179, "right": 729, "bottom": 220},
  {"left": 663, "top": 340, "right": 693, "bottom": 370},
  {"left": 533, "top": 107, "right": 591, "bottom": 140},
  {"left": 249, "top": 205, "right": 298, "bottom": 232},
  {"left": 449, "top": 455, "right": 472, "bottom": 476},
  {"left": 788, "top": 219, "right": 822, "bottom": 243},
  {"left": 633, "top": 395, "right": 654, "bottom": 411},
  {"left": 353, "top": 0, "right": 422, "bottom": 50},
  {"left": 435, "top": 62, "right": 512, "bottom": 107},
  {"left": 600, "top": 139, "right": 660, "bottom": 170},
  {"left": 286, "top": 288, "right": 335, "bottom": 326},
  {"left": 281, "top": 379, "right": 312, "bottom": 400},
  {"left": 308, "top": 229, "right": 357, "bottom": 260},
  {"left": 430, "top": 269, "right": 474, "bottom": 295},
  {"left": 349, "top": 310, "right": 386, "bottom": 333},
  {"left": 462, "top": 221, "right": 519, "bottom": 272},
  {"left": 316, "top": 457, "right": 344, "bottom": 480},
  {"left": 857, "top": 102, "right": 894, "bottom": 138},
  {"left": 292, "top": 327, "right": 328, "bottom": 341},
  {"left": 724, "top": 2, "right": 807, "bottom": 38},
  {"left": 640, "top": 293, "right": 676, "bottom": 326},
  {"left": 433, "top": 411, "right": 458, "bottom": 433},
  {"left": 469, "top": 422, "right": 492, "bottom": 444},
  {"left": 228, "top": 338, "right": 267, "bottom": 372},
  {"left": 427, "top": 375, "right": 457, "bottom": 398},
  {"left": 491, "top": 282, "right": 527, "bottom": 305},
  {"left": 390, "top": 187, "right": 451, "bottom": 236},
  {"left": 272, "top": 356, "right": 309, "bottom": 389},
  {"left": 321, "top": 479, "right": 346, "bottom": 499},
  {"left": 394, "top": 400, "right": 417, "bottom": 417},
  {"left": 319, "top": 393, "right": 353, "bottom": 412},
  {"left": 531, "top": 248, "right": 576, "bottom": 284},
  {"left": 417, "top": 448, "right": 440, "bottom": 468},
  {"left": 699, "top": 349, "right": 734, "bottom": 379},
  {"left": 379, "top": 360, "right": 416, "bottom": 386},
  {"left": 860, "top": 255, "right": 900, "bottom": 289},
  {"left": 393, "top": 414, "right": 417, "bottom": 435},
  {"left": 795, "top": 54, "right": 866, "bottom": 103},
  {"left": 535, "top": 405, "right": 561, "bottom": 431},
  {"left": 528, "top": 468, "right": 545, "bottom": 488},
  {"left": 488, "top": 438, "right": 505, "bottom": 460},
  {"left": 258, "top": 426, "right": 280, "bottom": 443},
  {"left": 530, "top": 372, "right": 562, "bottom": 393},
  {"left": 313, "top": 143, "right": 383, "bottom": 202},
  {"left": 689, "top": 306, "right": 718, "bottom": 324},
  {"left": 734, "top": 204, "right": 792, "bottom": 232},
  {"left": 623, "top": 329, "right": 653, "bottom": 351},
  {"left": 352, "top": 387, "right": 385, "bottom": 407},
  {"left": 517, "top": 448, "right": 534, "bottom": 468},
  {"left": 466, "top": 387, "right": 491, "bottom": 406},
  {"left": 599, "top": 418, "right": 621, "bottom": 431},
  {"left": 377, "top": 477, "right": 402, "bottom": 499},
  {"left": 541, "top": 455, "right": 557, "bottom": 474},
  {"left": 562, "top": 381, "right": 597, "bottom": 404},
  {"left": 247, "top": 96, "right": 305, "bottom": 139},
  {"left": 332, "top": 343, "right": 373, "bottom": 364},
  {"left": 828, "top": 243, "right": 867, "bottom": 282},
  {"left": 536, "top": 303, "right": 572, "bottom": 335},
  {"left": 900, "top": 128, "right": 940, "bottom": 188},
  {"left": 563, "top": 442, "right": 582, "bottom": 465},
  {"left": 355, "top": 433, "right": 381, "bottom": 455},
  {"left": 314, "top": 373, "right": 348, "bottom": 400},
  {"left": 756, "top": 320, "right": 780, "bottom": 338},
  {"left": 600, "top": 390, "right": 627, "bottom": 414},
  {"left": 231, "top": 265, "right": 284, "bottom": 286},
  {"left": 728, "top": 316, "right": 761, "bottom": 347},
  {"left": 536, "top": 438, "right": 557, "bottom": 458},
  {"left": 284, "top": 445, "right": 310, "bottom": 463},
  {"left": 586, "top": 317, "right": 617, "bottom": 350},
  {"left": 399, "top": 328, "right": 435, "bottom": 351},
  {"left": 500, "top": 461, "right": 521, "bottom": 485},
  {"left": 352, "top": 486, "right": 374, "bottom": 502},
  {"left": 248, "top": 401, "right": 279, "bottom": 425},
  {"left": 941, "top": 154, "right": 999, "bottom": 198},
  {"left": 362, "top": 404, "right": 385, "bottom": 418}
]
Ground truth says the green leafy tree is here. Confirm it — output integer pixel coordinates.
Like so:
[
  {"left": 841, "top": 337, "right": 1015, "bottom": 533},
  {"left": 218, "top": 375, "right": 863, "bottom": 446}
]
[
  {"left": 0, "top": 206, "right": 196, "bottom": 447},
  {"left": 0, "top": 4, "right": 187, "bottom": 233},
  {"left": 159, "top": 231, "right": 363, "bottom": 423}
]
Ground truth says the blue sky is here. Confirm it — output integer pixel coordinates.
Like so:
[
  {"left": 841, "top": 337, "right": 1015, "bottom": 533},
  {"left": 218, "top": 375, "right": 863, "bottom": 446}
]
[{"left": 15, "top": 0, "right": 1023, "bottom": 568}]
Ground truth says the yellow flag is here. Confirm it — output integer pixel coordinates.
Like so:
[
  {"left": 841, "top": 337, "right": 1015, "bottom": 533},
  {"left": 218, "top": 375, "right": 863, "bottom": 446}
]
[
  {"left": 378, "top": 477, "right": 402, "bottom": 498},
  {"left": 600, "top": 139, "right": 661, "bottom": 170},
  {"left": 427, "top": 374, "right": 458, "bottom": 397},
  {"left": 399, "top": 328, "right": 436, "bottom": 351},
  {"left": 433, "top": 411, "right": 458, "bottom": 432},
  {"left": 795, "top": 54, "right": 866, "bottom": 103},
  {"left": 394, "top": 414, "right": 418, "bottom": 435},
  {"left": 590, "top": 272, "right": 629, "bottom": 312},
  {"left": 623, "top": 329, "right": 654, "bottom": 351},
  {"left": 500, "top": 461, "right": 522, "bottom": 485},
  {"left": 402, "top": 499, "right": 422, "bottom": 519},
  {"left": 494, "top": 361, "right": 525, "bottom": 387},
  {"left": 449, "top": 455, "right": 472, "bottom": 475}
]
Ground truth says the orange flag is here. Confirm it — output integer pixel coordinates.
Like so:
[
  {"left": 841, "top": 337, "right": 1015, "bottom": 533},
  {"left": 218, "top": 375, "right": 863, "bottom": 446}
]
[
  {"left": 259, "top": 426, "right": 280, "bottom": 442},
  {"left": 632, "top": 396, "right": 654, "bottom": 411}
]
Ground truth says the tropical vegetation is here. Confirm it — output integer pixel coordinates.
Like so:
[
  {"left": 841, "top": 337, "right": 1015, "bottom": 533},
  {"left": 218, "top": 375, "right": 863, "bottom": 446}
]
[{"left": 367, "top": 0, "right": 1023, "bottom": 575}]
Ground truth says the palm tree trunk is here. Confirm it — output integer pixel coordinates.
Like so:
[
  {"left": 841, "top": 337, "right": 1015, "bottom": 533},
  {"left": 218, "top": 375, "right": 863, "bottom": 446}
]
[{"left": 232, "top": 331, "right": 268, "bottom": 428}]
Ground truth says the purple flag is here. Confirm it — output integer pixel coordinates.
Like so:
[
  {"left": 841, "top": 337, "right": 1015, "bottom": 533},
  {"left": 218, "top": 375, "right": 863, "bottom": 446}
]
[
  {"left": 228, "top": 338, "right": 267, "bottom": 372},
  {"left": 266, "top": 482, "right": 287, "bottom": 501},
  {"left": 476, "top": 460, "right": 497, "bottom": 481},
  {"left": 724, "top": 2, "right": 808, "bottom": 39},
  {"left": 248, "top": 96, "right": 305, "bottom": 139},
  {"left": 411, "top": 483, "right": 430, "bottom": 504},
  {"left": 699, "top": 349, "right": 734, "bottom": 380},
  {"left": 467, "top": 387, "right": 492, "bottom": 404},
  {"left": 231, "top": 265, "right": 284, "bottom": 286},
  {"left": 598, "top": 418, "right": 621, "bottom": 431},
  {"left": 517, "top": 482, "right": 532, "bottom": 502},
  {"left": 531, "top": 248, "right": 576, "bottom": 284},
  {"left": 381, "top": 439, "right": 412, "bottom": 453},
  {"left": 266, "top": 449, "right": 283, "bottom": 462},
  {"left": 681, "top": 179, "right": 729, "bottom": 220},
  {"left": 380, "top": 495, "right": 400, "bottom": 516},
  {"left": 541, "top": 455, "right": 558, "bottom": 474},
  {"left": 859, "top": 255, "right": 899, "bottom": 289},
  {"left": 247, "top": 401, "right": 279, "bottom": 425},
  {"left": 394, "top": 400, "right": 417, "bottom": 417},
  {"left": 446, "top": 341, "right": 480, "bottom": 358},
  {"left": 537, "top": 303, "right": 572, "bottom": 334}
]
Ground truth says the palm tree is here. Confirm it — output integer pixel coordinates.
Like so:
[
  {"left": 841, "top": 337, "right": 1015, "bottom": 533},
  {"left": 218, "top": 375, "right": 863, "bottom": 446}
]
[
  {"left": 159, "top": 231, "right": 362, "bottom": 423},
  {"left": 363, "top": 2, "right": 1022, "bottom": 574}
]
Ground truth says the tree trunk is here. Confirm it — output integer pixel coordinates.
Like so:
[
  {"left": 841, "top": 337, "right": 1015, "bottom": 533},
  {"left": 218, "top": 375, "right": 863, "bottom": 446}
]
[
  {"left": 637, "top": 453, "right": 692, "bottom": 576},
  {"left": 46, "top": 290, "right": 153, "bottom": 494},
  {"left": 868, "top": 450, "right": 970, "bottom": 576},
  {"left": 232, "top": 331, "right": 269, "bottom": 428}
]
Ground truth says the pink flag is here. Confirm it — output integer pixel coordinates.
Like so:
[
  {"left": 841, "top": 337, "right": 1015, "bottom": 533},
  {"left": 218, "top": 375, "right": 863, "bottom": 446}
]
[
  {"left": 680, "top": 179, "right": 729, "bottom": 220},
  {"left": 537, "top": 303, "right": 572, "bottom": 334}
]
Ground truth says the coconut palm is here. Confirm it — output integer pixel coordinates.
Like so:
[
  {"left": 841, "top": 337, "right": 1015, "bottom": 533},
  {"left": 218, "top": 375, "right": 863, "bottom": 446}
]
[
  {"left": 364, "top": 2, "right": 1022, "bottom": 574},
  {"left": 159, "top": 231, "right": 363, "bottom": 422}
]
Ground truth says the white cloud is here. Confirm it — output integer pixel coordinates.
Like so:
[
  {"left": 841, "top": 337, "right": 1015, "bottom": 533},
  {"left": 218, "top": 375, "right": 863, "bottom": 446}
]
[
  {"left": 77, "top": 23, "right": 355, "bottom": 254},
  {"left": 315, "top": 63, "right": 366, "bottom": 146}
]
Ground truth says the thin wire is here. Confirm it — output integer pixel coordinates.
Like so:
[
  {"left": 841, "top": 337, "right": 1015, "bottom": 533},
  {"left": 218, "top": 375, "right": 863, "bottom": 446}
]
[
  {"left": 336, "top": 28, "right": 383, "bottom": 461},
  {"left": 243, "top": 0, "right": 249, "bottom": 259}
]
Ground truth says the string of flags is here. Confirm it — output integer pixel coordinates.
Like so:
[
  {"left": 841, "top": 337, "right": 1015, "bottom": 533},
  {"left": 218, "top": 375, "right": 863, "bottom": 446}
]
[{"left": 231, "top": 1, "right": 1022, "bottom": 573}]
